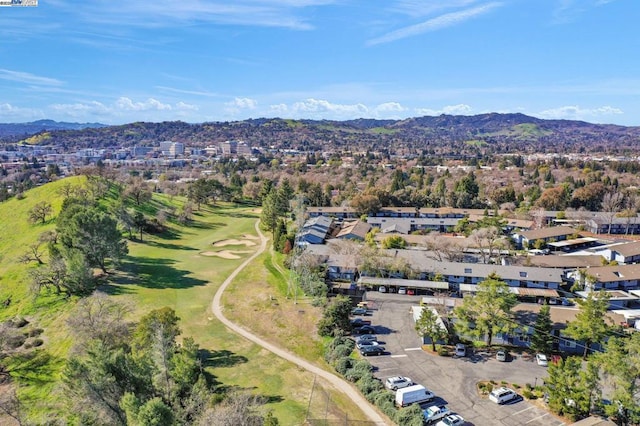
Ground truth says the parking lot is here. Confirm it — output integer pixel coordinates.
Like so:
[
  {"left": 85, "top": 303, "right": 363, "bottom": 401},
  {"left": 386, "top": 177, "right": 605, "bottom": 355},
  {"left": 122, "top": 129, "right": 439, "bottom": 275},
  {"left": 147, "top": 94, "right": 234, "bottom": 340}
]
[{"left": 359, "top": 292, "right": 567, "bottom": 426}]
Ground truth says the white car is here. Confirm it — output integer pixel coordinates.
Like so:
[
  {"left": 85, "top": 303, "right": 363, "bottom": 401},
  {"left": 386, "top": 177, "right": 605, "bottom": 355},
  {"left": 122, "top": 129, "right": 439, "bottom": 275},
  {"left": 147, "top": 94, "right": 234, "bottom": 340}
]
[
  {"left": 398, "top": 286, "right": 407, "bottom": 294},
  {"left": 384, "top": 376, "right": 414, "bottom": 391},
  {"left": 489, "top": 387, "right": 518, "bottom": 404},
  {"left": 454, "top": 343, "right": 466, "bottom": 357},
  {"left": 435, "top": 414, "right": 465, "bottom": 426},
  {"left": 536, "top": 353, "right": 548, "bottom": 366},
  {"left": 423, "top": 405, "right": 451, "bottom": 424}
]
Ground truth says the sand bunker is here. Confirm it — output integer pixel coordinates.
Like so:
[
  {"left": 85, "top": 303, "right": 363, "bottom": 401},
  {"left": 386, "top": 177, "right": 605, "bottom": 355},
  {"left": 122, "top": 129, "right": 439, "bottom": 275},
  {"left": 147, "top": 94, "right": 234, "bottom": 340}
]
[
  {"left": 201, "top": 250, "right": 253, "bottom": 259},
  {"left": 213, "top": 239, "right": 257, "bottom": 247},
  {"left": 242, "top": 234, "right": 260, "bottom": 240}
]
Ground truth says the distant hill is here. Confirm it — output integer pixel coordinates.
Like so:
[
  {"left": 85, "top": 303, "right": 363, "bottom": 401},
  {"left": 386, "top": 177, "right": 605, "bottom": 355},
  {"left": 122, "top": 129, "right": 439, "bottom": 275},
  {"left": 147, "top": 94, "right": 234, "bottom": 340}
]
[
  {"left": 0, "top": 119, "right": 107, "bottom": 139},
  {"left": 2, "top": 114, "right": 640, "bottom": 154}
]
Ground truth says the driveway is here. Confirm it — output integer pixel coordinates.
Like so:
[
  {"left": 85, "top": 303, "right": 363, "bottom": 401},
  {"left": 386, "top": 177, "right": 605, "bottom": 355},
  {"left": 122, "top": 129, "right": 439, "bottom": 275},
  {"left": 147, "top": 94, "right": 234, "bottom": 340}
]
[{"left": 361, "top": 292, "right": 566, "bottom": 426}]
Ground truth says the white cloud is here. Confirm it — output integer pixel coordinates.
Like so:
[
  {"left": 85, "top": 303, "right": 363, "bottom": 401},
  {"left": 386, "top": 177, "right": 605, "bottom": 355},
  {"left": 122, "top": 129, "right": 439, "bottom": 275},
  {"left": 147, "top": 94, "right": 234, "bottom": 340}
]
[
  {"left": 224, "top": 97, "right": 258, "bottom": 115},
  {"left": 368, "top": 2, "right": 502, "bottom": 46},
  {"left": 291, "top": 98, "right": 369, "bottom": 118},
  {"left": 269, "top": 103, "right": 289, "bottom": 115},
  {"left": 115, "top": 97, "right": 172, "bottom": 111},
  {"left": 537, "top": 105, "right": 623, "bottom": 121},
  {"left": 176, "top": 101, "right": 199, "bottom": 111},
  {"left": 0, "top": 69, "right": 63, "bottom": 86},
  {"left": 47, "top": 97, "right": 199, "bottom": 122},
  {"left": 0, "top": 103, "right": 43, "bottom": 120},
  {"left": 415, "top": 104, "right": 473, "bottom": 116}
]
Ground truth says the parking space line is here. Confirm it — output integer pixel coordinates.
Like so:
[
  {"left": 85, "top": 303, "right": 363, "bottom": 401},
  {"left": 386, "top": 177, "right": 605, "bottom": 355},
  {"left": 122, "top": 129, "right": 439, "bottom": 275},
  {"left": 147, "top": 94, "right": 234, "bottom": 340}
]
[
  {"left": 390, "top": 354, "right": 408, "bottom": 358},
  {"left": 404, "top": 347, "right": 422, "bottom": 351},
  {"left": 525, "top": 413, "right": 548, "bottom": 424},
  {"left": 512, "top": 406, "right": 535, "bottom": 416}
]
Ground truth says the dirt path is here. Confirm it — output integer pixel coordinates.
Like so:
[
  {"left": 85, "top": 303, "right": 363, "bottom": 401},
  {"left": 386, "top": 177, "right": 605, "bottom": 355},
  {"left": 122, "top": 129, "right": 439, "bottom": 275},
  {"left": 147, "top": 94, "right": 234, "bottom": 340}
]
[{"left": 210, "top": 220, "right": 389, "bottom": 425}]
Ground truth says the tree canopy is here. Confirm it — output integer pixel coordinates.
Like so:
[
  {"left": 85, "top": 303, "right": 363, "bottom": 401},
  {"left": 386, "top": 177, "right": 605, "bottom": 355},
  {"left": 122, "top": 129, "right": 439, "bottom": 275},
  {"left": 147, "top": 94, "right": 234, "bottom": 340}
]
[{"left": 454, "top": 275, "right": 517, "bottom": 345}]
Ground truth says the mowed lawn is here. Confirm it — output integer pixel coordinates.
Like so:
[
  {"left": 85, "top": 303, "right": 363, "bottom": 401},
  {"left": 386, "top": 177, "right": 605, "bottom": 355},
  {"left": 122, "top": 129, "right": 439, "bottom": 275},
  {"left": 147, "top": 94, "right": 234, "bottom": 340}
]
[{"left": 110, "top": 200, "right": 369, "bottom": 424}]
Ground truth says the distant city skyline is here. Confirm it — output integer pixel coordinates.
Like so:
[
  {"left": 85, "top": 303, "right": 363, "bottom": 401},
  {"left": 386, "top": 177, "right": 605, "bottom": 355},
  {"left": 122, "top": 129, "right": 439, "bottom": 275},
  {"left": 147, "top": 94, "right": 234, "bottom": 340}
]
[{"left": 0, "top": 0, "right": 638, "bottom": 125}]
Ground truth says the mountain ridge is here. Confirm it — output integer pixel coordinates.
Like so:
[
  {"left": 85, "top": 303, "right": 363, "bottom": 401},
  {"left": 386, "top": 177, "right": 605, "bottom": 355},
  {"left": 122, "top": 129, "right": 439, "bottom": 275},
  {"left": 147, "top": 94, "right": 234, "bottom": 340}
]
[{"left": 2, "top": 113, "right": 639, "bottom": 154}]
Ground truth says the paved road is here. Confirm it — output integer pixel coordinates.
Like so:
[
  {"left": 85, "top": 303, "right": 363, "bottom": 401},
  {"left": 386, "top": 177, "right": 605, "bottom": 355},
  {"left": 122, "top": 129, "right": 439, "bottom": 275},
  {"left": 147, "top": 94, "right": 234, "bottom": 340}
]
[
  {"left": 361, "top": 292, "right": 566, "bottom": 426},
  {"left": 210, "top": 221, "right": 389, "bottom": 425}
]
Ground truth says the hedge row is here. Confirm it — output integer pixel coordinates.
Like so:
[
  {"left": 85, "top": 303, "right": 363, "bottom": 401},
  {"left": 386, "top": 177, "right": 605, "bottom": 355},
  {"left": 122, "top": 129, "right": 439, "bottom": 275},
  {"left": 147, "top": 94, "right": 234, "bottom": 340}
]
[{"left": 324, "top": 337, "right": 424, "bottom": 426}]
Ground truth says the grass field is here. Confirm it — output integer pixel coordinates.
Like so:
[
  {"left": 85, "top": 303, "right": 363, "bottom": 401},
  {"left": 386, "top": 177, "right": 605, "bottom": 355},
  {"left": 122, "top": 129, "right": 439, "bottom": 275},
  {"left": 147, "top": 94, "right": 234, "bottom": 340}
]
[{"left": 0, "top": 178, "right": 370, "bottom": 424}]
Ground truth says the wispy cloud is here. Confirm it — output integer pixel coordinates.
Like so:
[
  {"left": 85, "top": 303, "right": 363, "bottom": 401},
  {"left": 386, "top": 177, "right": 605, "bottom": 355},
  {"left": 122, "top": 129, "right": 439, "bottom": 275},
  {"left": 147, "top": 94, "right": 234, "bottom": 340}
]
[
  {"left": 155, "top": 86, "right": 223, "bottom": 98},
  {"left": 58, "top": 0, "right": 338, "bottom": 30},
  {"left": 368, "top": 2, "right": 503, "bottom": 46},
  {"left": 552, "top": 0, "right": 616, "bottom": 24},
  {"left": 391, "top": 0, "right": 480, "bottom": 18},
  {"left": 0, "top": 69, "right": 63, "bottom": 86}
]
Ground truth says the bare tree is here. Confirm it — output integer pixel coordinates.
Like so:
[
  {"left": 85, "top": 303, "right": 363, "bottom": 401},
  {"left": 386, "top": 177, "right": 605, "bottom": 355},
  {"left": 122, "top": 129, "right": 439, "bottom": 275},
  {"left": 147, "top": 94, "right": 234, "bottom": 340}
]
[
  {"left": 66, "top": 293, "right": 132, "bottom": 352},
  {"left": 602, "top": 191, "right": 624, "bottom": 234},
  {"left": 196, "top": 393, "right": 267, "bottom": 426},
  {"left": 28, "top": 201, "right": 52, "bottom": 225},
  {"left": 18, "top": 243, "right": 45, "bottom": 265}
]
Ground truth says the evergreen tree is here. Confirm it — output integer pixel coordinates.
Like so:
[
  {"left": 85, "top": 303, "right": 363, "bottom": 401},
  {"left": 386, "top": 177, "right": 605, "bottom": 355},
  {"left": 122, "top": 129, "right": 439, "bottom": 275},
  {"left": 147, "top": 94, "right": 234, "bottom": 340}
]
[
  {"left": 415, "top": 307, "right": 447, "bottom": 351},
  {"left": 565, "top": 291, "right": 611, "bottom": 358},
  {"left": 530, "top": 304, "right": 554, "bottom": 355},
  {"left": 454, "top": 275, "right": 517, "bottom": 345}
]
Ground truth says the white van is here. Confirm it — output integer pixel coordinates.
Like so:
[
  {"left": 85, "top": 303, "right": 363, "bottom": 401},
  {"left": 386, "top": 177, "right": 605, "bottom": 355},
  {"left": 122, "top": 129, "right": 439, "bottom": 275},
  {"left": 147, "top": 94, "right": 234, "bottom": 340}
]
[{"left": 395, "top": 384, "right": 435, "bottom": 407}]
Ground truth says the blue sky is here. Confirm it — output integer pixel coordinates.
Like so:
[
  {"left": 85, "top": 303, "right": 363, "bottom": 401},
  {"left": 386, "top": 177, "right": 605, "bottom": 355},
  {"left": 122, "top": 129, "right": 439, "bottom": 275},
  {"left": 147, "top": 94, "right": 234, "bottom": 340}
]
[{"left": 0, "top": 0, "right": 638, "bottom": 125}]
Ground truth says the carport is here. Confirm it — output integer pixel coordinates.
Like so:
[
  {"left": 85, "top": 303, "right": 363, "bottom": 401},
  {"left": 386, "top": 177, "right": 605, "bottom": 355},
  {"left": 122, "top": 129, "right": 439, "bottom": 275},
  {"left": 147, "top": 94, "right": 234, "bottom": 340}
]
[{"left": 358, "top": 277, "right": 449, "bottom": 295}]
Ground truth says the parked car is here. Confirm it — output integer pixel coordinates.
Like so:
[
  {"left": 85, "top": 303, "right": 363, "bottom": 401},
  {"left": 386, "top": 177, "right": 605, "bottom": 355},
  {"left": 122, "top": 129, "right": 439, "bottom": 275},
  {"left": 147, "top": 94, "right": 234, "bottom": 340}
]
[
  {"left": 407, "top": 288, "right": 415, "bottom": 295},
  {"left": 384, "top": 376, "right": 414, "bottom": 391},
  {"left": 435, "top": 414, "right": 465, "bottom": 426},
  {"left": 489, "top": 387, "right": 518, "bottom": 404},
  {"left": 496, "top": 350, "right": 507, "bottom": 362},
  {"left": 398, "top": 287, "right": 407, "bottom": 295},
  {"left": 356, "top": 301, "right": 369, "bottom": 308},
  {"left": 353, "top": 325, "right": 376, "bottom": 335},
  {"left": 423, "top": 405, "right": 451, "bottom": 424},
  {"left": 355, "top": 334, "right": 377, "bottom": 343},
  {"left": 350, "top": 318, "right": 367, "bottom": 327},
  {"left": 536, "top": 353, "right": 548, "bottom": 366},
  {"left": 378, "top": 286, "right": 387, "bottom": 293},
  {"left": 356, "top": 340, "right": 380, "bottom": 350},
  {"left": 454, "top": 343, "right": 466, "bottom": 357},
  {"left": 351, "top": 307, "right": 368, "bottom": 316},
  {"left": 560, "top": 297, "right": 574, "bottom": 306},
  {"left": 359, "top": 345, "right": 385, "bottom": 356}
]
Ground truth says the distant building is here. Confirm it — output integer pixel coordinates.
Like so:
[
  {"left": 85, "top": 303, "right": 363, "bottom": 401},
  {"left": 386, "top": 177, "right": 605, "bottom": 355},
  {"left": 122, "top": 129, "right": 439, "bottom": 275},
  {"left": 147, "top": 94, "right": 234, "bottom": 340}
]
[
  {"left": 220, "top": 140, "right": 251, "bottom": 157},
  {"left": 159, "top": 141, "right": 184, "bottom": 157}
]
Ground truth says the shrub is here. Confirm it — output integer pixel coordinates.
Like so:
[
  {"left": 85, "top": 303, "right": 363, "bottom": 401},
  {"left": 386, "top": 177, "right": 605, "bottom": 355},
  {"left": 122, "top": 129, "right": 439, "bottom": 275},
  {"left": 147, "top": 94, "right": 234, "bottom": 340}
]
[
  {"left": 513, "top": 383, "right": 521, "bottom": 389},
  {"left": 335, "top": 357, "right": 353, "bottom": 375},
  {"left": 28, "top": 327, "right": 44, "bottom": 337},
  {"left": 24, "top": 338, "right": 44, "bottom": 349},
  {"left": 345, "top": 360, "right": 373, "bottom": 382},
  {"left": 9, "top": 317, "right": 29, "bottom": 328},
  {"left": 356, "top": 375, "right": 383, "bottom": 398},
  {"left": 395, "top": 403, "right": 423, "bottom": 426},
  {"left": 437, "top": 346, "right": 451, "bottom": 357},
  {"left": 522, "top": 390, "right": 535, "bottom": 400}
]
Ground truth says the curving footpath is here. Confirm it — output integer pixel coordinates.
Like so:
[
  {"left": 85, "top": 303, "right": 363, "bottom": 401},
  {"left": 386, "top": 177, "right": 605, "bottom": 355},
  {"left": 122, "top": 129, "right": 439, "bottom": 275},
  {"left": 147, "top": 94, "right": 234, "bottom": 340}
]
[{"left": 210, "top": 220, "right": 389, "bottom": 425}]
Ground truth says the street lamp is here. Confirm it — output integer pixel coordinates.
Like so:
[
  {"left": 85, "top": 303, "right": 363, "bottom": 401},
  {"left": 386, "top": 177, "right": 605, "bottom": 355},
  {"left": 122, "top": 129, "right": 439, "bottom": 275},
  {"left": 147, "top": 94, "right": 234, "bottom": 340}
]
[{"left": 534, "top": 377, "right": 538, "bottom": 388}]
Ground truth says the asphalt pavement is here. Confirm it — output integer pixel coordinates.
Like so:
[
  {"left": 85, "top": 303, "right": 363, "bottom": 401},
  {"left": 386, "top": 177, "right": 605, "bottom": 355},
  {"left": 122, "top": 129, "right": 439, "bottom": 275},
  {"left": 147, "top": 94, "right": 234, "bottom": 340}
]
[{"left": 360, "top": 292, "right": 567, "bottom": 426}]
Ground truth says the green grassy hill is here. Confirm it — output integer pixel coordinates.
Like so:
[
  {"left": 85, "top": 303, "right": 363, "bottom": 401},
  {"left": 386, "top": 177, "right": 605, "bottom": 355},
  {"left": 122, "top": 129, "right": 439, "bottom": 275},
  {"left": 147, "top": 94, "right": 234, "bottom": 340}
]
[{"left": 0, "top": 178, "right": 367, "bottom": 424}]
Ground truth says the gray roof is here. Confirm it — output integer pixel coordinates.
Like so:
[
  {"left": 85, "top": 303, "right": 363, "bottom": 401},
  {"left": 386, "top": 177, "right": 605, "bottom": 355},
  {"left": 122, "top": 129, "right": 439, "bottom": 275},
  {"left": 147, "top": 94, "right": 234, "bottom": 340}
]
[{"left": 387, "top": 249, "right": 564, "bottom": 284}]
